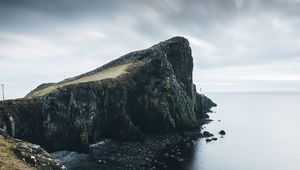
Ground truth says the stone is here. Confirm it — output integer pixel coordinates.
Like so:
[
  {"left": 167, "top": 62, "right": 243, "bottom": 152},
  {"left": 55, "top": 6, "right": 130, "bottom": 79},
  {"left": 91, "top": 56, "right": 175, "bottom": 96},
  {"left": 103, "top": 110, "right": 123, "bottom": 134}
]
[
  {"left": 206, "top": 139, "right": 212, "bottom": 142},
  {"left": 0, "top": 128, "right": 4, "bottom": 135},
  {"left": 30, "top": 155, "right": 37, "bottom": 163},
  {"left": 219, "top": 130, "right": 226, "bottom": 135},
  {"left": 202, "top": 131, "right": 214, "bottom": 137}
]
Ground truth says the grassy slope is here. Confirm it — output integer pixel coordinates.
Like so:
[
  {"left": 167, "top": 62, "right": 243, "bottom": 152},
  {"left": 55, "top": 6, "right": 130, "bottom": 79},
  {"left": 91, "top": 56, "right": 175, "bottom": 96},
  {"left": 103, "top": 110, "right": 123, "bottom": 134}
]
[
  {"left": 0, "top": 135, "right": 35, "bottom": 170},
  {"left": 26, "top": 62, "right": 134, "bottom": 99}
]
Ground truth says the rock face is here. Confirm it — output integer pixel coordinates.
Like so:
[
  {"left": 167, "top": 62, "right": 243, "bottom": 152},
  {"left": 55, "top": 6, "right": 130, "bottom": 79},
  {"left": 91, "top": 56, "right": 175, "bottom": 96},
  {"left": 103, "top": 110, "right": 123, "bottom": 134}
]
[
  {"left": 12, "top": 138, "right": 66, "bottom": 169},
  {"left": 0, "top": 129, "right": 65, "bottom": 170},
  {"left": 0, "top": 37, "right": 216, "bottom": 151}
]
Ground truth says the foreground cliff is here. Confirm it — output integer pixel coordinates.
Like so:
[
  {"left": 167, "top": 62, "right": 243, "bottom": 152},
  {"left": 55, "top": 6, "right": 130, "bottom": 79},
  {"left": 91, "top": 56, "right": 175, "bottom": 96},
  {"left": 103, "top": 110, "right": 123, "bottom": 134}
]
[{"left": 0, "top": 37, "right": 216, "bottom": 152}]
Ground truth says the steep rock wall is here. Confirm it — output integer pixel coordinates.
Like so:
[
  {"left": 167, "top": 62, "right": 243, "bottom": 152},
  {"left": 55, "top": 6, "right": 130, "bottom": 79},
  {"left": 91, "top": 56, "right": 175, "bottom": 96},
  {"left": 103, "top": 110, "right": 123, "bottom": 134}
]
[{"left": 0, "top": 37, "right": 216, "bottom": 151}]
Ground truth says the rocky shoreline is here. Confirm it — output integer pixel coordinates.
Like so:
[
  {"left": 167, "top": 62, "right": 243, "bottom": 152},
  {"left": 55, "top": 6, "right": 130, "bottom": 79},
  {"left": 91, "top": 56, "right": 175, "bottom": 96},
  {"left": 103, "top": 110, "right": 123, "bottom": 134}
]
[
  {"left": 1, "top": 120, "right": 225, "bottom": 170},
  {"left": 52, "top": 120, "right": 226, "bottom": 170},
  {"left": 52, "top": 131, "right": 203, "bottom": 170}
]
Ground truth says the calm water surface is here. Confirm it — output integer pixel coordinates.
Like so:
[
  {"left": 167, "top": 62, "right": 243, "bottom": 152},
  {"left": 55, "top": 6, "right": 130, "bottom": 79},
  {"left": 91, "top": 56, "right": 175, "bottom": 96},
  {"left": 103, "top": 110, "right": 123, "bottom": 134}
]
[{"left": 189, "top": 92, "right": 300, "bottom": 170}]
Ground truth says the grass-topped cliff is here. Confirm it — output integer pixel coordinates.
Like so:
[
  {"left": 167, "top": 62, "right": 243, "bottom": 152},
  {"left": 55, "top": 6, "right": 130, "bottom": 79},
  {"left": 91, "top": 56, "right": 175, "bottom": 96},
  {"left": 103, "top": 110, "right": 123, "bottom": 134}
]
[{"left": 0, "top": 37, "right": 216, "bottom": 152}]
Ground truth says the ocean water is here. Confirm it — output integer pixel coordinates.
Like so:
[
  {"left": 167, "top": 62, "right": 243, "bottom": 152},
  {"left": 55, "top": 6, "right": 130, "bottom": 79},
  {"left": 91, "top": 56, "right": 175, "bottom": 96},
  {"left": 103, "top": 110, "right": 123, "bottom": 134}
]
[{"left": 188, "top": 92, "right": 300, "bottom": 170}]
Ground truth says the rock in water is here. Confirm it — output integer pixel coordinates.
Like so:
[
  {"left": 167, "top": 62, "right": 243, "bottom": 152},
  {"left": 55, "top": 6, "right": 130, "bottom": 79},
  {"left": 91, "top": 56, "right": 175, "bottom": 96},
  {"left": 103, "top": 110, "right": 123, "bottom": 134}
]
[
  {"left": 219, "top": 130, "right": 226, "bottom": 135},
  {"left": 202, "top": 131, "right": 214, "bottom": 138},
  {"left": 0, "top": 37, "right": 216, "bottom": 151}
]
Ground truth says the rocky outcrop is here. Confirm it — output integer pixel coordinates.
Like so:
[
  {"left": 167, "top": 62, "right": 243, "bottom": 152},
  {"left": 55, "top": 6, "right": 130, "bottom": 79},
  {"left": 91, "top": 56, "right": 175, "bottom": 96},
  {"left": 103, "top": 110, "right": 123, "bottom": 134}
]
[
  {"left": 0, "top": 37, "right": 216, "bottom": 151},
  {"left": 12, "top": 139, "right": 66, "bottom": 169},
  {"left": 0, "top": 129, "right": 65, "bottom": 170}
]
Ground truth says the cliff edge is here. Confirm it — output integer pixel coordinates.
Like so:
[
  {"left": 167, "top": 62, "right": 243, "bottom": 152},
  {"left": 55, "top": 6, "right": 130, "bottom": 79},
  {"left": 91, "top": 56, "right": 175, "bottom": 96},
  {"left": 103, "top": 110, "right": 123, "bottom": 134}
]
[{"left": 0, "top": 37, "right": 216, "bottom": 151}]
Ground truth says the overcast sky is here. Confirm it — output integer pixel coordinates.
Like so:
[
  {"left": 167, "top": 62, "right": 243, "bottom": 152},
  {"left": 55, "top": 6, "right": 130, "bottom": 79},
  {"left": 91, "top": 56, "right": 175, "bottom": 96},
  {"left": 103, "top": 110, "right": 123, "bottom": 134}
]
[{"left": 1, "top": 0, "right": 300, "bottom": 99}]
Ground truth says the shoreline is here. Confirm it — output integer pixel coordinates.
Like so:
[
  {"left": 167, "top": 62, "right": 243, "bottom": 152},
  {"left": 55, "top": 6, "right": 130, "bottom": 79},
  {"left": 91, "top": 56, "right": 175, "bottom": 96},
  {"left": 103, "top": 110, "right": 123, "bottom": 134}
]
[
  {"left": 52, "top": 131, "right": 206, "bottom": 170},
  {"left": 51, "top": 118, "right": 216, "bottom": 170}
]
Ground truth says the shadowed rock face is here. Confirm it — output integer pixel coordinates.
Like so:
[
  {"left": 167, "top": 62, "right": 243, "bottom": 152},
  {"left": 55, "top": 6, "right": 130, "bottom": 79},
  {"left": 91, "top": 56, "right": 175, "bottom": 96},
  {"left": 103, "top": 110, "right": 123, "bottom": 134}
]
[{"left": 0, "top": 37, "right": 216, "bottom": 151}]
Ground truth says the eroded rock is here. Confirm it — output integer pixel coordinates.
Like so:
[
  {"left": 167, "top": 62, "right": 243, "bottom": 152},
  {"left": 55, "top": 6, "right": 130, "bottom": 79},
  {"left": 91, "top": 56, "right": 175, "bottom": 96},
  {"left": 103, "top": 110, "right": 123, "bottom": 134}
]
[{"left": 0, "top": 37, "right": 216, "bottom": 152}]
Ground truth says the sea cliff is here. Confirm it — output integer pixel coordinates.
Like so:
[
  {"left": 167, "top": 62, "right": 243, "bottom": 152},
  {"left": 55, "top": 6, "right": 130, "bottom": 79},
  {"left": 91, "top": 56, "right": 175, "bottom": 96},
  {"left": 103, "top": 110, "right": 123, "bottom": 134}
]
[{"left": 0, "top": 37, "right": 216, "bottom": 169}]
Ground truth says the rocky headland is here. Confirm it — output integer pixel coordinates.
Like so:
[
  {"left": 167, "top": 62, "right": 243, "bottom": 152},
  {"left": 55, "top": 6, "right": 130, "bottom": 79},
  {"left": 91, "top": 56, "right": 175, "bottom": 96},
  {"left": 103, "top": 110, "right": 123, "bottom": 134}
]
[{"left": 0, "top": 37, "right": 216, "bottom": 169}]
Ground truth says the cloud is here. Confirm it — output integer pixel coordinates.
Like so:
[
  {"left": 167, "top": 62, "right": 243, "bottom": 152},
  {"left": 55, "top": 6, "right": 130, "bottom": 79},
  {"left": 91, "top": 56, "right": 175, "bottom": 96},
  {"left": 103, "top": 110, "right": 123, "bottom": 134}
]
[
  {"left": 0, "top": 0, "right": 300, "bottom": 98},
  {"left": 194, "top": 57, "right": 300, "bottom": 92}
]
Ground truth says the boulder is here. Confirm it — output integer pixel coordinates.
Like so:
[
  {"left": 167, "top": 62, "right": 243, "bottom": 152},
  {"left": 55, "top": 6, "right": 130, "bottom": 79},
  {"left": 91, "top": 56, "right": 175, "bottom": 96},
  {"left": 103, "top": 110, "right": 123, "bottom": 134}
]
[
  {"left": 205, "top": 139, "right": 212, "bottom": 142},
  {"left": 202, "top": 131, "right": 214, "bottom": 138},
  {"left": 219, "top": 130, "right": 226, "bottom": 135},
  {"left": 211, "top": 137, "right": 218, "bottom": 141}
]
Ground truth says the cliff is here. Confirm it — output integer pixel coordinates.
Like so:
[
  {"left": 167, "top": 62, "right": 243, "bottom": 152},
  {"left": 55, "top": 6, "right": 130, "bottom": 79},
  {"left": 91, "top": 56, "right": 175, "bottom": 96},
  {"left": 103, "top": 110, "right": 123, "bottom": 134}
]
[{"left": 0, "top": 37, "right": 216, "bottom": 152}]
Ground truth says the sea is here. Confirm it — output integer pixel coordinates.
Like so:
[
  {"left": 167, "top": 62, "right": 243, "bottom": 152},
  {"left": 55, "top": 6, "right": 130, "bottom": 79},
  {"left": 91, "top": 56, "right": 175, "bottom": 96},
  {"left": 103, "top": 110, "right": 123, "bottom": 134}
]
[{"left": 186, "top": 92, "right": 300, "bottom": 170}]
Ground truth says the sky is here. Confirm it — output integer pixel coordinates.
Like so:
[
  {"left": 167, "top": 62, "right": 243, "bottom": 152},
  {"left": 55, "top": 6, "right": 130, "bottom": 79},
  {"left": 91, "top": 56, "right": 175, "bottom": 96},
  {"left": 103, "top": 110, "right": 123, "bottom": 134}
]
[{"left": 1, "top": 0, "right": 300, "bottom": 99}]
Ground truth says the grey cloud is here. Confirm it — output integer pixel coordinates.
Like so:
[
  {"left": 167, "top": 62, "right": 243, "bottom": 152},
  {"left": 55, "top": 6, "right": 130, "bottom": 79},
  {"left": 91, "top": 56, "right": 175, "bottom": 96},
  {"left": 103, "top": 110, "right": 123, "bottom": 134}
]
[{"left": 1, "top": 0, "right": 300, "bottom": 98}]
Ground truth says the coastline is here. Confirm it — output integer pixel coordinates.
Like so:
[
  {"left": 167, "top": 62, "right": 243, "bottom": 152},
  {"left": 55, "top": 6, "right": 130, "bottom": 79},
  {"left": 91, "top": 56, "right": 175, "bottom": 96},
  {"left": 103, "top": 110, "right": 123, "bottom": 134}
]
[
  {"left": 51, "top": 119, "right": 216, "bottom": 170},
  {"left": 52, "top": 130, "right": 207, "bottom": 170}
]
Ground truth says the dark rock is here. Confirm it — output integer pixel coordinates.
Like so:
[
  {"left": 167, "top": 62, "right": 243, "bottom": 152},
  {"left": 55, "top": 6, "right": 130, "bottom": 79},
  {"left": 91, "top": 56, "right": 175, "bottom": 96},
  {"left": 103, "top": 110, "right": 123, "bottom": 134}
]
[
  {"left": 201, "top": 95, "right": 217, "bottom": 113},
  {"left": 219, "top": 130, "right": 226, "bottom": 135},
  {"left": 202, "top": 131, "right": 214, "bottom": 137},
  {"left": 0, "top": 37, "right": 216, "bottom": 151},
  {"left": 0, "top": 128, "right": 4, "bottom": 134},
  {"left": 0, "top": 128, "right": 7, "bottom": 138},
  {"left": 206, "top": 139, "right": 212, "bottom": 142},
  {"left": 10, "top": 137, "right": 65, "bottom": 169},
  {"left": 211, "top": 137, "right": 218, "bottom": 141}
]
